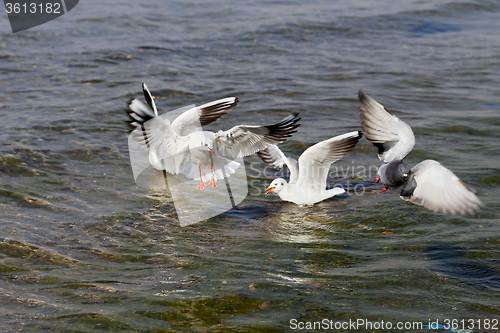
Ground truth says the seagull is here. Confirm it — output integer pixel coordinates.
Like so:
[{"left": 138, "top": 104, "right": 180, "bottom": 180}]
[
  {"left": 127, "top": 83, "right": 301, "bottom": 191},
  {"left": 358, "top": 90, "right": 484, "bottom": 215},
  {"left": 259, "top": 131, "right": 362, "bottom": 206}
]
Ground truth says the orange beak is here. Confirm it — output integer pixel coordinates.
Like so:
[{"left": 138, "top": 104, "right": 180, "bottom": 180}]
[
  {"left": 209, "top": 148, "right": 215, "bottom": 153},
  {"left": 265, "top": 186, "right": 276, "bottom": 194}
]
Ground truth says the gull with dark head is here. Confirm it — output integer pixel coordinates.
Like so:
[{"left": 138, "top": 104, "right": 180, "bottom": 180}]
[
  {"left": 259, "top": 131, "right": 362, "bottom": 206},
  {"left": 127, "top": 83, "right": 301, "bottom": 191},
  {"left": 358, "top": 90, "right": 484, "bottom": 215}
]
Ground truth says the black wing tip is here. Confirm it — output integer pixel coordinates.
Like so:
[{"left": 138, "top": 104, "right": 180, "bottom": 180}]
[
  {"left": 279, "top": 113, "right": 301, "bottom": 135},
  {"left": 358, "top": 89, "right": 368, "bottom": 103},
  {"left": 126, "top": 99, "right": 138, "bottom": 120},
  {"left": 345, "top": 131, "right": 363, "bottom": 146},
  {"left": 141, "top": 82, "right": 150, "bottom": 97},
  {"left": 141, "top": 83, "right": 156, "bottom": 111},
  {"left": 199, "top": 96, "right": 240, "bottom": 127},
  {"left": 358, "top": 90, "right": 394, "bottom": 116},
  {"left": 125, "top": 98, "right": 154, "bottom": 129},
  {"left": 125, "top": 99, "right": 137, "bottom": 131},
  {"left": 201, "top": 96, "right": 239, "bottom": 109},
  {"left": 351, "top": 130, "right": 363, "bottom": 145},
  {"left": 263, "top": 113, "right": 301, "bottom": 143},
  {"left": 273, "top": 113, "right": 301, "bottom": 128},
  {"left": 358, "top": 90, "right": 376, "bottom": 108},
  {"left": 126, "top": 98, "right": 137, "bottom": 108},
  {"left": 331, "top": 130, "right": 363, "bottom": 149},
  {"left": 281, "top": 112, "right": 301, "bottom": 127},
  {"left": 342, "top": 130, "right": 363, "bottom": 142}
]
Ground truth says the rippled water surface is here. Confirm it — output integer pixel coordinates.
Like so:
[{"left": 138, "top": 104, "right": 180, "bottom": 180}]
[{"left": 1, "top": 0, "right": 499, "bottom": 332}]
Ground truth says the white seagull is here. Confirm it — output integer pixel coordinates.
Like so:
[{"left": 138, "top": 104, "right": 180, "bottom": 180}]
[
  {"left": 358, "top": 90, "right": 484, "bottom": 215},
  {"left": 127, "top": 83, "right": 301, "bottom": 191},
  {"left": 259, "top": 131, "right": 362, "bottom": 206}
]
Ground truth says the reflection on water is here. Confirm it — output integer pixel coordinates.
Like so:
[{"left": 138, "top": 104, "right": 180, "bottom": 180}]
[{"left": 0, "top": 0, "right": 499, "bottom": 331}]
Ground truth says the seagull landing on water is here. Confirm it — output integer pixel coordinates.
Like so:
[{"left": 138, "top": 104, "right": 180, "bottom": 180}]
[
  {"left": 127, "top": 83, "right": 301, "bottom": 191},
  {"left": 258, "top": 131, "right": 362, "bottom": 206},
  {"left": 358, "top": 90, "right": 484, "bottom": 215}
]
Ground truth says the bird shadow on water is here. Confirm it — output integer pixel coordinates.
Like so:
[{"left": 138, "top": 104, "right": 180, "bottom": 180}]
[
  {"left": 407, "top": 22, "right": 461, "bottom": 37},
  {"left": 425, "top": 243, "right": 500, "bottom": 291}
]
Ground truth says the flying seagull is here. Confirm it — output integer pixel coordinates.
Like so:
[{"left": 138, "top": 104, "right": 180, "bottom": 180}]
[
  {"left": 259, "top": 131, "right": 362, "bottom": 205},
  {"left": 127, "top": 83, "right": 301, "bottom": 191}
]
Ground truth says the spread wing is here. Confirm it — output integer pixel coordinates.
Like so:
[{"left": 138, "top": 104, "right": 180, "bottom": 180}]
[
  {"left": 401, "top": 160, "right": 484, "bottom": 215},
  {"left": 214, "top": 113, "right": 301, "bottom": 159},
  {"left": 127, "top": 94, "right": 189, "bottom": 173},
  {"left": 171, "top": 97, "right": 239, "bottom": 136},
  {"left": 358, "top": 90, "right": 415, "bottom": 162},
  {"left": 142, "top": 82, "right": 158, "bottom": 116},
  {"left": 257, "top": 145, "right": 299, "bottom": 184},
  {"left": 296, "top": 131, "right": 362, "bottom": 190}
]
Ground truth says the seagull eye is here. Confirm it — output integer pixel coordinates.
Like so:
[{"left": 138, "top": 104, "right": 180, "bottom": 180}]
[{"left": 281, "top": 182, "right": 284, "bottom": 186}]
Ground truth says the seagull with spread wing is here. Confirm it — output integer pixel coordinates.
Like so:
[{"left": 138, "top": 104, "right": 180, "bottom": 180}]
[
  {"left": 358, "top": 90, "right": 484, "bottom": 215},
  {"left": 127, "top": 83, "right": 301, "bottom": 191},
  {"left": 258, "top": 131, "right": 362, "bottom": 206}
]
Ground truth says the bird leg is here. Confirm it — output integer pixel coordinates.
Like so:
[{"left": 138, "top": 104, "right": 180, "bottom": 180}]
[
  {"left": 374, "top": 176, "right": 380, "bottom": 183},
  {"left": 381, "top": 187, "right": 388, "bottom": 192},
  {"left": 196, "top": 166, "right": 207, "bottom": 191},
  {"left": 207, "top": 163, "right": 218, "bottom": 189}
]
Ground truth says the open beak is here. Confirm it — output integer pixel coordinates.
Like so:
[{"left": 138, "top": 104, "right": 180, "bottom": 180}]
[{"left": 265, "top": 186, "right": 276, "bottom": 194}]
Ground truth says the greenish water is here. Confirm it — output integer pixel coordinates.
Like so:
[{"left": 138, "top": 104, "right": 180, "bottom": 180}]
[{"left": 0, "top": 0, "right": 499, "bottom": 332}]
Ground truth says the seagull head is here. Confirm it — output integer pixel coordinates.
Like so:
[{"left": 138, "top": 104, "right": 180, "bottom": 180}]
[
  {"left": 200, "top": 137, "right": 215, "bottom": 153},
  {"left": 266, "top": 178, "right": 287, "bottom": 195}
]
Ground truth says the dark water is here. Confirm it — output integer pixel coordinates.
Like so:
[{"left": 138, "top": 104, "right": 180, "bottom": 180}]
[{"left": 1, "top": 0, "right": 499, "bottom": 332}]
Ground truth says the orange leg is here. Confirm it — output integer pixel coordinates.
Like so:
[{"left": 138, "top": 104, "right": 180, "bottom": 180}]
[
  {"left": 196, "top": 166, "right": 207, "bottom": 191},
  {"left": 207, "top": 163, "right": 218, "bottom": 189}
]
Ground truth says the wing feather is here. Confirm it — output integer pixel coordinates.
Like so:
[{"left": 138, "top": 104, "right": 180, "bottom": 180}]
[
  {"left": 358, "top": 90, "right": 415, "bottom": 162},
  {"left": 296, "top": 131, "right": 362, "bottom": 190},
  {"left": 171, "top": 97, "right": 239, "bottom": 136},
  {"left": 126, "top": 87, "right": 190, "bottom": 173},
  {"left": 401, "top": 160, "right": 484, "bottom": 215},
  {"left": 214, "top": 113, "right": 300, "bottom": 159},
  {"left": 257, "top": 145, "right": 299, "bottom": 184},
  {"left": 142, "top": 83, "right": 158, "bottom": 116}
]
